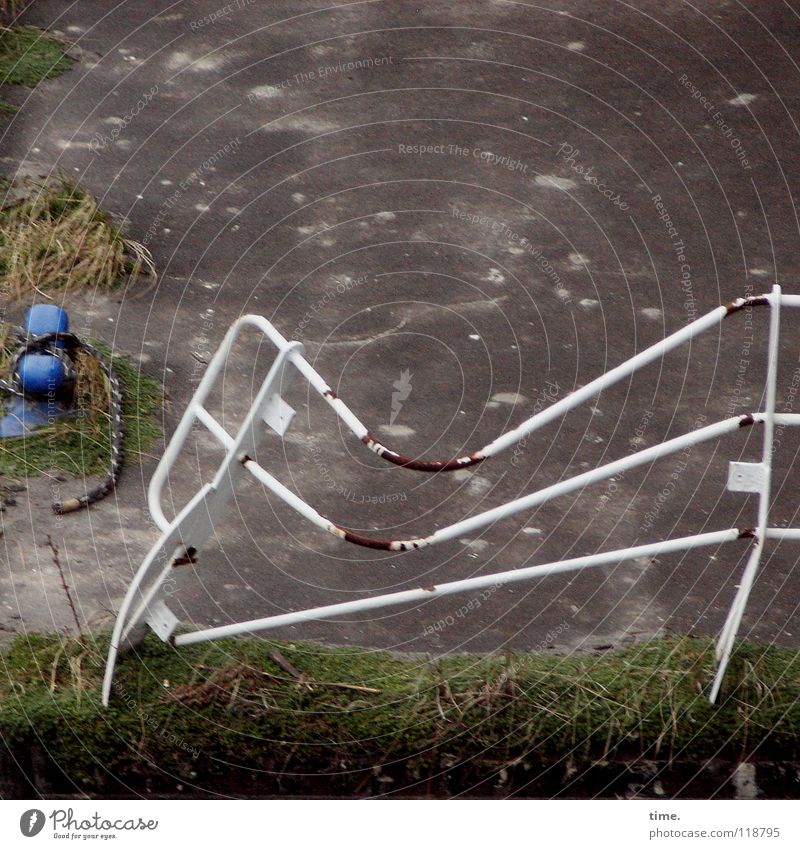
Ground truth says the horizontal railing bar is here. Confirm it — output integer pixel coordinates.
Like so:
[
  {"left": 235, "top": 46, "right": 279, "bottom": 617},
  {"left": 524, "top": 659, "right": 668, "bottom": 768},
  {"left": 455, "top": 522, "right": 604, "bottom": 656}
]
[
  {"left": 243, "top": 412, "right": 774, "bottom": 551},
  {"left": 193, "top": 405, "right": 235, "bottom": 450},
  {"left": 174, "top": 528, "right": 743, "bottom": 645},
  {"left": 286, "top": 292, "right": 781, "bottom": 470}
]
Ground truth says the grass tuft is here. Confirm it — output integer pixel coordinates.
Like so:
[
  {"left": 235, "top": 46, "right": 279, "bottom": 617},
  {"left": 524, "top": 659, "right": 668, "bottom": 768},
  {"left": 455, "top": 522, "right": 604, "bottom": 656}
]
[
  {"left": 0, "top": 25, "right": 71, "bottom": 87},
  {"left": 0, "top": 177, "right": 156, "bottom": 300}
]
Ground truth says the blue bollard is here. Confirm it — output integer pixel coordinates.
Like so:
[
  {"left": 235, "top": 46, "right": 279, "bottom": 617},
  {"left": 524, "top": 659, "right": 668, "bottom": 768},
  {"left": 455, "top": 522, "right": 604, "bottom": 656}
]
[{"left": 17, "top": 305, "right": 71, "bottom": 396}]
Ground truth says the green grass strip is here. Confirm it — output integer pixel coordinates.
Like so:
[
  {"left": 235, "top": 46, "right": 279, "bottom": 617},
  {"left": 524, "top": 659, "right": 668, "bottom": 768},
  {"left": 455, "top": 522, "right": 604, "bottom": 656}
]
[{"left": 0, "top": 633, "right": 798, "bottom": 794}]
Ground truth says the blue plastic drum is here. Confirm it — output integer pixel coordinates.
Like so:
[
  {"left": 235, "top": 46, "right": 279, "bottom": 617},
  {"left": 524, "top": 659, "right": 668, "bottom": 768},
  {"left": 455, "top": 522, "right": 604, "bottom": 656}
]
[{"left": 17, "top": 305, "right": 71, "bottom": 395}]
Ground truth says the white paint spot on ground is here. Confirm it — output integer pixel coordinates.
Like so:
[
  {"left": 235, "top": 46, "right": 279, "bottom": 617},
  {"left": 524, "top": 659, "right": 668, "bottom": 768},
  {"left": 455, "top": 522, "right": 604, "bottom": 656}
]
[
  {"left": 67, "top": 25, "right": 85, "bottom": 33},
  {"left": 159, "top": 179, "right": 173, "bottom": 186},
  {"left": 487, "top": 268, "right": 505, "bottom": 285},
  {"left": 507, "top": 245, "right": 526, "bottom": 256},
  {"left": 729, "top": 93, "right": 757, "bottom": 107},
  {"left": 485, "top": 400, "right": 500, "bottom": 409},
  {"left": 225, "top": 206, "right": 240, "bottom": 214},
  {"left": 567, "top": 41, "right": 585, "bottom": 51},
  {"left": 102, "top": 116, "right": 124, "bottom": 126},
  {"left": 378, "top": 424, "right": 415, "bottom": 438},
  {"left": 194, "top": 203, "right": 210, "bottom": 212},
  {"left": 57, "top": 140, "right": 96, "bottom": 150},
  {"left": 492, "top": 392, "right": 527, "bottom": 405},
  {"left": 640, "top": 307, "right": 663, "bottom": 320},
  {"left": 452, "top": 470, "right": 493, "bottom": 496},
  {"left": 556, "top": 288, "right": 572, "bottom": 301},
  {"left": 535, "top": 174, "right": 578, "bottom": 190},
  {"left": 749, "top": 268, "right": 770, "bottom": 277},
  {"left": 249, "top": 84, "right": 282, "bottom": 100},
  {"left": 579, "top": 298, "right": 600, "bottom": 309},
  {"left": 466, "top": 475, "right": 492, "bottom": 496},
  {"left": 375, "top": 211, "right": 396, "bottom": 222},
  {"left": 522, "top": 527, "right": 542, "bottom": 535},
  {"left": 469, "top": 334, "right": 481, "bottom": 340},
  {"left": 459, "top": 538, "right": 491, "bottom": 552},
  {"left": 568, "top": 252, "right": 587, "bottom": 269},
  {"left": 167, "top": 51, "right": 225, "bottom": 72},
  {"left": 291, "top": 192, "right": 306, "bottom": 204}
]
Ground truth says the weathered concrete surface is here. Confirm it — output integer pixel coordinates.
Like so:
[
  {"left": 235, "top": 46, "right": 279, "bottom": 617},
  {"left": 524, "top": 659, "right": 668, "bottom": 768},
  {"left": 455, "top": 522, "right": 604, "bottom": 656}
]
[{"left": 2, "top": 1, "right": 800, "bottom": 658}]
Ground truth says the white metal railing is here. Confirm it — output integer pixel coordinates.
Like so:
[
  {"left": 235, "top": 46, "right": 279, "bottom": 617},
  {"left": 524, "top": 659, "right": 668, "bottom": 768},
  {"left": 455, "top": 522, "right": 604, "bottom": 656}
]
[{"left": 102, "top": 284, "right": 792, "bottom": 706}]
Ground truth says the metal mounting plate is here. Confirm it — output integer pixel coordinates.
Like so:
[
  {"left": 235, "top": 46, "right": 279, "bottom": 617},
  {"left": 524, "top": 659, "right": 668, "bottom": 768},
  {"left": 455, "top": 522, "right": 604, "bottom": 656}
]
[
  {"left": 262, "top": 392, "right": 295, "bottom": 435},
  {"left": 146, "top": 600, "right": 179, "bottom": 642},
  {"left": 727, "top": 461, "right": 765, "bottom": 493}
]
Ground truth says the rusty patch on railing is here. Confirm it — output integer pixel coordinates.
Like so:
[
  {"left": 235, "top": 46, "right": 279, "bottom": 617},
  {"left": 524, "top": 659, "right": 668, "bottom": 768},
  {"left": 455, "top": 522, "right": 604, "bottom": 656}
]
[
  {"left": 173, "top": 546, "right": 198, "bottom": 566},
  {"left": 725, "top": 294, "right": 770, "bottom": 316},
  {"left": 330, "top": 523, "right": 425, "bottom": 551},
  {"left": 361, "top": 433, "right": 485, "bottom": 472}
]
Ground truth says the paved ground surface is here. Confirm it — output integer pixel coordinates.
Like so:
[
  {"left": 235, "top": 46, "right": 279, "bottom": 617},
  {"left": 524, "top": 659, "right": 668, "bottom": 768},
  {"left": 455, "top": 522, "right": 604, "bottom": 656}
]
[{"left": 2, "top": 0, "right": 800, "bottom": 658}]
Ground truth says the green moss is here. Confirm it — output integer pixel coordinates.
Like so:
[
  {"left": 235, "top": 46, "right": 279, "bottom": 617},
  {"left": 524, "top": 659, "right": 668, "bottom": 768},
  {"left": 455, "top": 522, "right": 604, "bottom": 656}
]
[
  {"left": 0, "top": 633, "right": 798, "bottom": 794},
  {"left": 0, "top": 26, "right": 72, "bottom": 87}
]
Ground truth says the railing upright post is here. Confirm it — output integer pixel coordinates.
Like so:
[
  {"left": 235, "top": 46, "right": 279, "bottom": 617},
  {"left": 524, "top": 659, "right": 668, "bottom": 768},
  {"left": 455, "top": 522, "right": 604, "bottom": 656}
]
[{"left": 710, "top": 284, "right": 782, "bottom": 702}]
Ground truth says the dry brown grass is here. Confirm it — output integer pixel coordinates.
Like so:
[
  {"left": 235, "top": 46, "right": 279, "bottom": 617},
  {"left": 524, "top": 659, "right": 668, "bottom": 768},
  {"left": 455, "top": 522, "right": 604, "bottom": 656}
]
[{"left": 0, "top": 177, "right": 155, "bottom": 301}]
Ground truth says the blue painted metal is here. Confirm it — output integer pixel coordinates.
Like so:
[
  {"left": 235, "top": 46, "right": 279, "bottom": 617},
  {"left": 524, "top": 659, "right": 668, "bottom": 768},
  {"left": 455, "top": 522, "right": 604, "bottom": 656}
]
[{"left": 17, "top": 305, "right": 70, "bottom": 395}]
